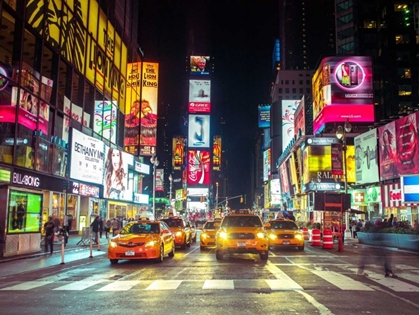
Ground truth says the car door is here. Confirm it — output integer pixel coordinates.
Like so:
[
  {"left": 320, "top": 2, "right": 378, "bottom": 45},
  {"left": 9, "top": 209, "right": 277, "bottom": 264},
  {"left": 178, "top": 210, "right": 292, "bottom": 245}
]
[{"left": 160, "top": 222, "right": 173, "bottom": 253}]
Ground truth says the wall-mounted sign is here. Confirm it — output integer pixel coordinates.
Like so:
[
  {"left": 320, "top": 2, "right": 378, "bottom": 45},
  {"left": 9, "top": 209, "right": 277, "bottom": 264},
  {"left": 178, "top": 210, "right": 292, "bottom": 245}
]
[
  {"left": 134, "top": 161, "right": 150, "bottom": 175},
  {"left": 0, "top": 167, "right": 11, "bottom": 183},
  {"left": 12, "top": 168, "right": 65, "bottom": 191},
  {"left": 69, "top": 181, "right": 100, "bottom": 198}
]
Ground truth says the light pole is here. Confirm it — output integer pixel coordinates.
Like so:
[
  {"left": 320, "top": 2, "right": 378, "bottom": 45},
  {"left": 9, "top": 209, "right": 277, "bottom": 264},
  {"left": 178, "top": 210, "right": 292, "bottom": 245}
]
[
  {"left": 336, "top": 120, "right": 352, "bottom": 251},
  {"left": 215, "top": 182, "right": 219, "bottom": 212},
  {"left": 168, "top": 174, "right": 173, "bottom": 203},
  {"left": 150, "top": 155, "right": 159, "bottom": 220}
]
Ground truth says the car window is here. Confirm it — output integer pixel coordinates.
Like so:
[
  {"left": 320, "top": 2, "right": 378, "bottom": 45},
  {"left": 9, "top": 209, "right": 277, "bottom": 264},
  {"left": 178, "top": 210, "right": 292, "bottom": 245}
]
[
  {"left": 222, "top": 216, "right": 262, "bottom": 227},
  {"left": 121, "top": 223, "right": 159, "bottom": 234},
  {"left": 161, "top": 219, "right": 184, "bottom": 228},
  {"left": 160, "top": 222, "right": 170, "bottom": 231},
  {"left": 270, "top": 221, "right": 298, "bottom": 230},
  {"left": 204, "top": 222, "right": 215, "bottom": 229}
]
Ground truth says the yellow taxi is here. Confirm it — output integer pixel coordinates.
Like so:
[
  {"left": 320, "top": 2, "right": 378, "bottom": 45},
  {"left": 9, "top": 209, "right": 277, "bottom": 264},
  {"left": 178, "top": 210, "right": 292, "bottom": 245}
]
[
  {"left": 159, "top": 217, "right": 192, "bottom": 249},
  {"left": 215, "top": 210, "right": 270, "bottom": 260},
  {"left": 267, "top": 219, "right": 304, "bottom": 250},
  {"left": 108, "top": 220, "right": 175, "bottom": 264},
  {"left": 199, "top": 219, "right": 221, "bottom": 250}
]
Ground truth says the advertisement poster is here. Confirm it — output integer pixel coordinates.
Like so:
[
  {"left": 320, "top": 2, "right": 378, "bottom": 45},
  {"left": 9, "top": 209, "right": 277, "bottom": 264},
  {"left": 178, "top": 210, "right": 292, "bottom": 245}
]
[
  {"left": 378, "top": 121, "right": 398, "bottom": 180},
  {"left": 354, "top": 129, "right": 379, "bottom": 184},
  {"left": 189, "top": 80, "right": 211, "bottom": 113},
  {"left": 70, "top": 129, "right": 105, "bottom": 185},
  {"left": 395, "top": 112, "right": 419, "bottom": 175},
  {"left": 263, "top": 149, "right": 271, "bottom": 182},
  {"left": 173, "top": 136, "right": 185, "bottom": 171},
  {"left": 188, "top": 114, "right": 210, "bottom": 148},
  {"left": 103, "top": 146, "right": 134, "bottom": 201},
  {"left": 190, "top": 56, "right": 210, "bottom": 75},
  {"left": 140, "top": 62, "right": 159, "bottom": 156},
  {"left": 187, "top": 150, "right": 210, "bottom": 185},
  {"left": 280, "top": 161, "right": 290, "bottom": 195},
  {"left": 270, "top": 178, "right": 281, "bottom": 206},
  {"left": 258, "top": 104, "right": 271, "bottom": 129},
  {"left": 212, "top": 136, "right": 222, "bottom": 171},
  {"left": 282, "top": 100, "right": 299, "bottom": 151},
  {"left": 331, "top": 143, "right": 343, "bottom": 175},
  {"left": 63, "top": 96, "right": 91, "bottom": 143},
  {"left": 293, "top": 97, "right": 305, "bottom": 137},
  {"left": 155, "top": 169, "right": 164, "bottom": 192},
  {"left": 94, "top": 100, "right": 118, "bottom": 143}
]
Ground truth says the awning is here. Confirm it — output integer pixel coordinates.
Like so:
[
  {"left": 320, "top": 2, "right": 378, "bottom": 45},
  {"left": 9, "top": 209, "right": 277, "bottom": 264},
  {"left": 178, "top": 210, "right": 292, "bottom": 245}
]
[{"left": 348, "top": 209, "right": 366, "bottom": 214}]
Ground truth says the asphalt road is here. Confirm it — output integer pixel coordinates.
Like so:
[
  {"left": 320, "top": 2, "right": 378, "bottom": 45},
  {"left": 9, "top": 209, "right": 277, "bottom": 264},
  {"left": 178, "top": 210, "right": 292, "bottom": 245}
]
[{"left": 0, "top": 234, "right": 418, "bottom": 315}]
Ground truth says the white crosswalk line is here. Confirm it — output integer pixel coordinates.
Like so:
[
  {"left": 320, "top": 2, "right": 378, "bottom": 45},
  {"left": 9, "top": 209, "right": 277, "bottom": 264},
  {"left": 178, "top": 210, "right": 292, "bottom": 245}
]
[
  {"left": 53, "top": 280, "right": 104, "bottom": 291},
  {"left": 146, "top": 280, "right": 182, "bottom": 290},
  {"left": 395, "top": 272, "right": 419, "bottom": 284},
  {"left": 96, "top": 280, "right": 141, "bottom": 291},
  {"left": 0, "top": 281, "right": 53, "bottom": 290},
  {"left": 311, "top": 270, "right": 374, "bottom": 291},
  {"left": 265, "top": 263, "right": 303, "bottom": 290},
  {"left": 202, "top": 280, "right": 234, "bottom": 289}
]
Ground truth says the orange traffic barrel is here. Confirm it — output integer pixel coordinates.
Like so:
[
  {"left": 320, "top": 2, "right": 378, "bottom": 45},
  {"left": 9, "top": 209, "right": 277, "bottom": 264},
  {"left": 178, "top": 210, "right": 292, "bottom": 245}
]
[
  {"left": 311, "top": 228, "right": 321, "bottom": 246},
  {"left": 302, "top": 227, "right": 309, "bottom": 240},
  {"left": 322, "top": 228, "right": 334, "bottom": 249}
]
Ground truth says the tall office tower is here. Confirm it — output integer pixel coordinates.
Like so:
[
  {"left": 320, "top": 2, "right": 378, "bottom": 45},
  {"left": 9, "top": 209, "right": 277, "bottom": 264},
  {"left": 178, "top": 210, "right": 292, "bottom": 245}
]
[
  {"left": 279, "top": 0, "right": 336, "bottom": 70},
  {"left": 335, "top": 0, "right": 419, "bottom": 120}
]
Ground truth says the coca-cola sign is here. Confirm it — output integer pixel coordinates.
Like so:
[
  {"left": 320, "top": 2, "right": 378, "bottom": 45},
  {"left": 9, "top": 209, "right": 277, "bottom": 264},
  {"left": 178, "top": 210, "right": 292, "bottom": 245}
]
[
  {"left": 389, "top": 189, "right": 401, "bottom": 201},
  {"left": 187, "top": 150, "right": 210, "bottom": 185}
]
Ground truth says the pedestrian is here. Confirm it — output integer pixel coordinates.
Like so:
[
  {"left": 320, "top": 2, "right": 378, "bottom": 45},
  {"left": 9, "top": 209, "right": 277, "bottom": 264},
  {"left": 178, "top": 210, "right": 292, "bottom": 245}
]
[
  {"left": 99, "top": 217, "right": 104, "bottom": 238},
  {"left": 44, "top": 216, "right": 55, "bottom": 254},
  {"left": 105, "top": 219, "right": 112, "bottom": 238},
  {"left": 90, "top": 216, "right": 100, "bottom": 244},
  {"left": 111, "top": 218, "right": 119, "bottom": 236}
]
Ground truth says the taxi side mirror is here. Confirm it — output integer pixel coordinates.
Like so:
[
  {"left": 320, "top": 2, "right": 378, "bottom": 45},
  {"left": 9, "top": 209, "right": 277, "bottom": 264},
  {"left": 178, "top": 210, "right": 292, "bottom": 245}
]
[
  {"left": 162, "top": 229, "right": 170, "bottom": 234},
  {"left": 264, "top": 223, "right": 271, "bottom": 228}
]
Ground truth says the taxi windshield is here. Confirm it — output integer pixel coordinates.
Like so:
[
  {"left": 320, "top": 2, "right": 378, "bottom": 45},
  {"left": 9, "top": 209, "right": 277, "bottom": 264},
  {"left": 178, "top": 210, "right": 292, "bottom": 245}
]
[
  {"left": 161, "top": 219, "right": 184, "bottom": 228},
  {"left": 270, "top": 221, "right": 298, "bottom": 230},
  {"left": 204, "top": 222, "right": 216, "bottom": 229},
  {"left": 222, "top": 216, "right": 262, "bottom": 228},
  {"left": 121, "top": 223, "right": 159, "bottom": 234}
]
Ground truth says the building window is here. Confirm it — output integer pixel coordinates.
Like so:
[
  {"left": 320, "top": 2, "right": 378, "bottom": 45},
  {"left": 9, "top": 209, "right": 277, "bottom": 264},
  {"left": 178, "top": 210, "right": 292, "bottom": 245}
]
[
  {"left": 285, "top": 88, "right": 290, "bottom": 93},
  {"left": 299, "top": 88, "right": 304, "bottom": 94},
  {"left": 394, "top": 4, "right": 408, "bottom": 12},
  {"left": 278, "top": 88, "right": 283, "bottom": 94},
  {"left": 398, "top": 85, "right": 412, "bottom": 96},
  {"left": 306, "top": 88, "right": 311, "bottom": 93},
  {"left": 292, "top": 80, "right": 295, "bottom": 84},
  {"left": 7, "top": 191, "right": 43, "bottom": 234},
  {"left": 285, "top": 80, "right": 289, "bottom": 85},
  {"left": 364, "top": 20, "right": 376, "bottom": 28},
  {"left": 292, "top": 88, "right": 297, "bottom": 94}
]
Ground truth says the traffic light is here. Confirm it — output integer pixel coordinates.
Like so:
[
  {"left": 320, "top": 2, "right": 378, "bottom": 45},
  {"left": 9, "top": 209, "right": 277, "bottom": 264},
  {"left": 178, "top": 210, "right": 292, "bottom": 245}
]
[{"left": 240, "top": 196, "right": 243, "bottom": 203}]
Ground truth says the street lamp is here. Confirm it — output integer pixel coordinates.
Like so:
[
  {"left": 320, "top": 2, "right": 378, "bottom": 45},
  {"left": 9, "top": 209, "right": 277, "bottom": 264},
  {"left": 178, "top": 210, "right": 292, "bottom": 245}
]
[
  {"left": 168, "top": 173, "right": 173, "bottom": 202},
  {"left": 150, "top": 155, "right": 159, "bottom": 220},
  {"left": 335, "top": 120, "right": 352, "bottom": 251}
]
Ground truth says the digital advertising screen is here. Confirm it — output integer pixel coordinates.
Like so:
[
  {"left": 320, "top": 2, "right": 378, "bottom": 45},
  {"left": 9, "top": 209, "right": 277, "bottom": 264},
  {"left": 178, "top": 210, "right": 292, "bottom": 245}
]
[
  {"left": 94, "top": 100, "right": 118, "bottom": 144},
  {"left": 263, "top": 149, "right": 271, "bottom": 182},
  {"left": 63, "top": 96, "right": 91, "bottom": 143},
  {"left": 187, "top": 150, "right": 210, "bottom": 185},
  {"left": 289, "top": 152, "right": 300, "bottom": 194},
  {"left": 294, "top": 96, "right": 305, "bottom": 137},
  {"left": 172, "top": 136, "right": 185, "bottom": 171},
  {"left": 70, "top": 128, "right": 105, "bottom": 185},
  {"left": 270, "top": 177, "right": 281, "bottom": 206},
  {"left": 312, "top": 56, "right": 374, "bottom": 134},
  {"left": 188, "top": 114, "right": 211, "bottom": 148},
  {"left": 282, "top": 100, "right": 300, "bottom": 151},
  {"left": 190, "top": 56, "right": 211, "bottom": 75},
  {"left": 258, "top": 104, "right": 271, "bottom": 128},
  {"left": 212, "top": 136, "right": 222, "bottom": 171},
  {"left": 189, "top": 80, "right": 211, "bottom": 113},
  {"left": 279, "top": 161, "right": 290, "bottom": 195},
  {"left": 355, "top": 129, "right": 379, "bottom": 184}
]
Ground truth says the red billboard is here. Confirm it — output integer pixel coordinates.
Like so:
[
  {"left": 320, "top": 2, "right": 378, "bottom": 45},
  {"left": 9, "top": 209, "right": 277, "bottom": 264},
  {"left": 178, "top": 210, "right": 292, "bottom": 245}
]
[
  {"left": 189, "top": 80, "right": 211, "bottom": 113},
  {"left": 294, "top": 96, "right": 305, "bottom": 137},
  {"left": 312, "top": 56, "right": 374, "bottom": 134},
  {"left": 187, "top": 150, "right": 210, "bottom": 185}
]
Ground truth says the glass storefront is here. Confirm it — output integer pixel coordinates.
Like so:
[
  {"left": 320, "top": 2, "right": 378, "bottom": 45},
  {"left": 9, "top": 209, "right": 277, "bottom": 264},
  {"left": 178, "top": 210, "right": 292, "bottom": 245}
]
[{"left": 7, "top": 190, "right": 42, "bottom": 233}]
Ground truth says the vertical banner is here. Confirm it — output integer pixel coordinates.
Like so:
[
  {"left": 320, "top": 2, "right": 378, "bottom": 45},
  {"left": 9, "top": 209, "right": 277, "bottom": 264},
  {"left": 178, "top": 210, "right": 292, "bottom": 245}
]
[
  {"left": 140, "top": 62, "right": 159, "bottom": 156},
  {"left": 155, "top": 168, "right": 164, "bottom": 191},
  {"left": 173, "top": 136, "right": 184, "bottom": 171},
  {"left": 94, "top": 100, "right": 118, "bottom": 143},
  {"left": 125, "top": 62, "right": 142, "bottom": 154},
  {"left": 331, "top": 143, "right": 343, "bottom": 175},
  {"left": 378, "top": 121, "right": 398, "bottom": 180},
  {"left": 212, "top": 136, "right": 222, "bottom": 171}
]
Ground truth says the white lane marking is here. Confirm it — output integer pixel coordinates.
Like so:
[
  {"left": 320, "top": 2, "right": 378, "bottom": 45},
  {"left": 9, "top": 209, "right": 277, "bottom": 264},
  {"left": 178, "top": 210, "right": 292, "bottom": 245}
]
[
  {"left": 202, "top": 280, "right": 234, "bottom": 289},
  {"left": 396, "top": 272, "right": 419, "bottom": 284},
  {"left": 0, "top": 281, "right": 53, "bottom": 290},
  {"left": 53, "top": 280, "right": 104, "bottom": 291},
  {"left": 295, "top": 290, "right": 335, "bottom": 315},
  {"left": 96, "top": 280, "right": 141, "bottom": 291},
  {"left": 146, "top": 280, "right": 182, "bottom": 290},
  {"left": 265, "top": 262, "right": 303, "bottom": 290},
  {"left": 311, "top": 270, "right": 374, "bottom": 291}
]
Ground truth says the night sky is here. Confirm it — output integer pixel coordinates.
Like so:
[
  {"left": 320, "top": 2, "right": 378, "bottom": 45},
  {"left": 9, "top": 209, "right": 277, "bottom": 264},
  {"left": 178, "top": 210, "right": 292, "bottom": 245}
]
[{"left": 138, "top": 1, "right": 279, "bottom": 207}]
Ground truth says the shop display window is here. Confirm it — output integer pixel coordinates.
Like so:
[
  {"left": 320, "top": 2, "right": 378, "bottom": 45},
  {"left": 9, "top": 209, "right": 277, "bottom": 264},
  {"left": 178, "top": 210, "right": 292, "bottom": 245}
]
[{"left": 8, "top": 190, "right": 42, "bottom": 233}]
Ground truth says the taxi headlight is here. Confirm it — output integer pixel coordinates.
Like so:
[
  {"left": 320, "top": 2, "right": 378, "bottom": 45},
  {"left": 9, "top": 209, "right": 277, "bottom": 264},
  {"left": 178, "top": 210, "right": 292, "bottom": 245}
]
[
  {"left": 295, "top": 234, "right": 303, "bottom": 240},
  {"left": 175, "top": 231, "right": 183, "bottom": 237},
  {"left": 269, "top": 233, "right": 277, "bottom": 240},
  {"left": 201, "top": 233, "right": 208, "bottom": 239},
  {"left": 218, "top": 232, "right": 228, "bottom": 240},
  {"left": 256, "top": 232, "right": 267, "bottom": 239},
  {"left": 109, "top": 241, "right": 118, "bottom": 248},
  {"left": 145, "top": 240, "right": 159, "bottom": 247}
]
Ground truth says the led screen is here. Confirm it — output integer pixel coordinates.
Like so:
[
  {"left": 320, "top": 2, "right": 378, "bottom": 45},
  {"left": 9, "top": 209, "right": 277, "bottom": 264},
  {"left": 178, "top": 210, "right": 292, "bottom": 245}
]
[
  {"left": 355, "top": 129, "right": 379, "bottom": 184},
  {"left": 172, "top": 136, "right": 185, "bottom": 171},
  {"left": 263, "top": 149, "right": 271, "bottom": 182},
  {"left": 188, "top": 114, "right": 210, "bottom": 148},
  {"left": 294, "top": 96, "right": 305, "bottom": 137},
  {"left": 282, "top": 100, "right": 300, "bottom": 151},
  {"left": 190, "top": 56, "right": 210, "bottom": 75},
  {"left": 189, "top": 80, "right": 211, "bottom": 113},
  {"left": 94, "top": 100, "right": 118, "bottom": 143},
  {"left": 258, "top": 104, "right": 271, "bottom": 128},
  {"left": 213, "top": 136, "right": 222, "bottom": 171},
  {"left": 187, "top": 150, "right": 210, "bottom": 185}
]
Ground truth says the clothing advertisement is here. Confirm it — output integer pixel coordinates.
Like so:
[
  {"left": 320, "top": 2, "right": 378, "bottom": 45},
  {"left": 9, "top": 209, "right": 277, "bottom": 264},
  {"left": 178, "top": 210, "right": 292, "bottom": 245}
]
[
  {"left": 354, "top": 128, "right": 379, "bottom": 184},
  {"left": 394, "top": 112, "right": 419, "bottom": 176}
]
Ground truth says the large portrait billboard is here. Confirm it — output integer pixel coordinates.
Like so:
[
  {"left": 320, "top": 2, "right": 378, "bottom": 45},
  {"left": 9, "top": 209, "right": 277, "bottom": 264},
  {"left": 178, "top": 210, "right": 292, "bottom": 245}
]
[
  {"left": 378, "top": 121, "right": 398, "bottom": 180},
  {"left": 189, "top": 80, "right": 211, "bottom": 113},
  {"left": 282, "top": 100, "right": 299, "bottom": 151},
  {"left": 172, "top": 136, "right": 185, "bottom": 171},
  {"left": 312, "top": 56, "right": 374, "bottom": 133},
  {"left": 213, "top": 136, "right": 222, "bottom": 171},
  {"left": 394, "top": 112, "right": 419, "bottom": 176},
  {"left": 188, "top": 114, "right": 210, "bottom": 148},
  {"left": 355, "top": 129, "right": 379, "bottom": 184},
  {"left": 187, "top": 150, "right": 210, "bottom": 185},
  {"left": 294, "top": 96, "right": 305, "bottom": 137}
]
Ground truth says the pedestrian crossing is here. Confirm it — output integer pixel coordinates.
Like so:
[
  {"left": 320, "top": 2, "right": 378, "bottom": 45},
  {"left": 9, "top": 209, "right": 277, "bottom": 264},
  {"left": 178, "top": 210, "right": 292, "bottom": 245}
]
[{"left": 0, "top": 267, "right": 417, "bottom": 293}]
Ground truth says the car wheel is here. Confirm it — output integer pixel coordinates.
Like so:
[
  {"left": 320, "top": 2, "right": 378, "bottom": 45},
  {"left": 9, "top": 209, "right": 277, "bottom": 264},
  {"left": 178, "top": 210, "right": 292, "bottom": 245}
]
[
  {"left": 168, "top": 242, "right": 175, "bottom": 257},
  {"left": 156, "top": 244, "right": 164, "bottom": 263},
  {"left": 216, "top": 250, "right": 223, "bottom": 260},
  {"left": 260, "top": 251, "right": 269, "bottom": 260},
  {"left": 298, "top": 246, "right": 304, "bottom": 251},
  {"left": 181, "top": 237, "right": 187, "bottom": 249},
  {"left": 110, "top": 259, "right": 119, "bottom": 264}
]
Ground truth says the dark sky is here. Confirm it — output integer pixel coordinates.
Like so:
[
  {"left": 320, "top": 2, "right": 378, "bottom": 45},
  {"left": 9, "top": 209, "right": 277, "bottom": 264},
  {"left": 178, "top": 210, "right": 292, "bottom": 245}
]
[{"left": 138, "top": 1, "right": 279, "bottom": 206}]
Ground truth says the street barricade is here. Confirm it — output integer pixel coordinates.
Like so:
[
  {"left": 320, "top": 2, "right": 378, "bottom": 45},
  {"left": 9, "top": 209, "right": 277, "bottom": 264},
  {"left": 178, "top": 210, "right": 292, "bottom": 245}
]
[{"left": 77, "top": 227, "right": 92, "bottom": 246}]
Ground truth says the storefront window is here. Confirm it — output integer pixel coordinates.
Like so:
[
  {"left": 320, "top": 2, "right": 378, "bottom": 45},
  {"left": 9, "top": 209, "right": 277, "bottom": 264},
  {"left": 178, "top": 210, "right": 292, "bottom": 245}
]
[
  {"left": 51, "top": 145, "right": 67, "bottom": 177},
  {"left": 35, "top": 137, "right": 50, "bottom": 173},
  {"left": 8, "top": 190, "right": 42, "bottom": 233}
]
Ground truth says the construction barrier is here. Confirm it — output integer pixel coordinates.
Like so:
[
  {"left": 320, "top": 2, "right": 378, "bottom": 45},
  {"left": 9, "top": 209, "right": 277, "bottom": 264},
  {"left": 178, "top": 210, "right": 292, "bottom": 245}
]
[
  {"left": 302, "top": 227, "right": 309, "bottom": 240},
  {"left": 311, "top": 228, "right": 321, "bottom": 246},
  {"left": 322, "top": 228, "right": 334, "bottom": 249}
]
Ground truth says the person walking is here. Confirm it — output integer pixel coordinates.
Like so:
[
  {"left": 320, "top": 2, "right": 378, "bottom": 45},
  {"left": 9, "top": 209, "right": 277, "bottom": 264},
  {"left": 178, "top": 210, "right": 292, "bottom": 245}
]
[
  {"left": 104, "top": 219, "right": 112, "bottom": 239},
  {"left": 44, "top": 216, "right": 55, "bottom": 254},
  {"left": 111, "top": 218, "right": 119, "bottom": 236},
  {"left": 90, "top": 216, "right": 100, "bottom": 244},
  {"left": 99, "top": 217, "right": 104, "bottom": 239}
]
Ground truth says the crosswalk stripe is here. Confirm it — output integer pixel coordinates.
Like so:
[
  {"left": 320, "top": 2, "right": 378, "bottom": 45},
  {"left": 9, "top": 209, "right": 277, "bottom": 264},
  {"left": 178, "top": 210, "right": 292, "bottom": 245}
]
[
  {"left": 311, "top": 270, "right": 374, "bottom": 291},
  {"left": 146, "top": 280, "right": 182, "bottom": 290},
  {"left": 53, "top": 280, "right": 104, "bottom": 291},
  {"left": 396, "top": 272, "right": 419, "bottom": 284},
  {"left": 265, "top": 263, "right": 303, "bottom": 290},
  {"left": 202, "top": 280, "right": 234, "bottom": 289},
  {"left": 0, "top": 281, "right": 53, "bottom": 291},
  {"left": 96, "top": 280, "right": 141, "bottom": 291}
]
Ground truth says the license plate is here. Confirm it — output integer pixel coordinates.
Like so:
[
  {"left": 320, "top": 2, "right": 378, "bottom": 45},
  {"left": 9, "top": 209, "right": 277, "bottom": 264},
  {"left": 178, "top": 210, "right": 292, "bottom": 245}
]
[
  {"left": 125, "top": 250, "right": 135, "bottom": 256},
  {"left": 237, "top": 242, "right": 246, "bottom": 247},
  {"left": 283, "top": 241, "right": 290, "bottom": 245}
]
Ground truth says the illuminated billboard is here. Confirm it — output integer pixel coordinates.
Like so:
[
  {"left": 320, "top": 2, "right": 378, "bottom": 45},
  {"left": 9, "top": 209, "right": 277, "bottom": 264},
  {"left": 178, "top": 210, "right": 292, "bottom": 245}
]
[
  {"left": 190, "top": 56, "right": 210, "bottom": 75},
  {"left": 270, "top": 177, "right": 281, "bottom": 206},
  {"left": 140, "top": 62, "right": 159, "bottom": 156},
  {"left": 312, "top": 56, "right": 374, "bottom": 133},
  {"left": 188, "top": 114, "right": 211, "bottom": 148},
  {"left": 94, "top": 100, "right": 118, "bottom": 143},
  {"left": 294, "top": 96, "right": 305, "bottom": 137},
  {"left": 189, "top": 80, "right": 211, "bottom": 113},
  {"left": 63, "top": 96, "right": 91, "bottom": 143},
  {"left": 187, "top": 150, "right": 210, "bottom": 185},
  {"left": 279, "top": 161, "right": 290, "bottom": 195},
  {"left": 258, "top": 104, "right": 271, "bottom": 128},
  {"left": 355, "top": 129, "right": 379, "bottom": 184},
  {"left": 172, "top": 136, "right": 185, "bottom": 171},
  {"left": 282, "top": 100, "right": 300, "bottom": 151},
  {"left": 263, "top": 149, "right": 271, "bottom": 182},
  {"left": 213, "top": 136, "right": 222, "bottom": 171}
]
